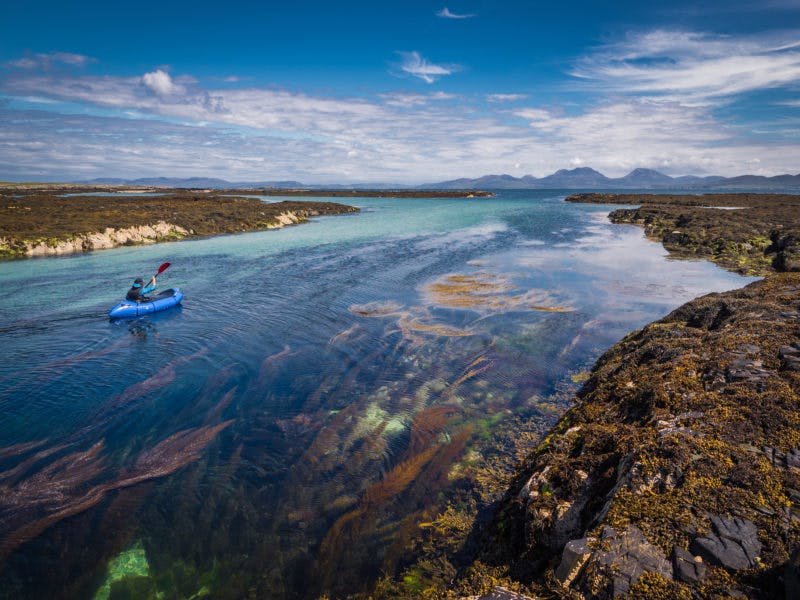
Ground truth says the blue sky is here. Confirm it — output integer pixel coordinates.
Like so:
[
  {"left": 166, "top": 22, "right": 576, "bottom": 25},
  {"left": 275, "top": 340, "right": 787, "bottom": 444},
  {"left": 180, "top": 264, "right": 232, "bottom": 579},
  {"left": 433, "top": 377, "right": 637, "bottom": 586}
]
[{"left": 1, "top": 0, "right": 799, "bottom": 182}]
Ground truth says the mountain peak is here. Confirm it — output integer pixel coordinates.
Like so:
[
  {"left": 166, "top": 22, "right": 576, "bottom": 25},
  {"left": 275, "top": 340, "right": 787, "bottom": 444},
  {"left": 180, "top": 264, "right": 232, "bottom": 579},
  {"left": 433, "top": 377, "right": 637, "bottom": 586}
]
[{"left": 553, "top": 167, "right": 603, "bottom": 176}]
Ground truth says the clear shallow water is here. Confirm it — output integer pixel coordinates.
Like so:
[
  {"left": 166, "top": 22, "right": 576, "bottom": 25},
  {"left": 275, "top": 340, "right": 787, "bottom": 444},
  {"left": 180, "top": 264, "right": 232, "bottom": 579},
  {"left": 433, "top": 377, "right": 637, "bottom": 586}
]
[{"left": 0, "top": 191, "right": 754, "bottom": 599}]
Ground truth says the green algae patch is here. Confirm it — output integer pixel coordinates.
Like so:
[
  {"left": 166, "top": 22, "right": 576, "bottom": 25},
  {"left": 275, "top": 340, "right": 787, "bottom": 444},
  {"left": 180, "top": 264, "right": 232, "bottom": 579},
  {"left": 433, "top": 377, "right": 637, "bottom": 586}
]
[{"left": 93, "top": 541, "right": 152, "bottom": 600}]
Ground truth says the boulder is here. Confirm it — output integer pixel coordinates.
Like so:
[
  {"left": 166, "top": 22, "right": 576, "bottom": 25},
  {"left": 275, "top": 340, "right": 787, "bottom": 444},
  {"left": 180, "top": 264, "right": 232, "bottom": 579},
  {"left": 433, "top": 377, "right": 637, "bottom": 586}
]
[
  {"left": 555, "top": 537, "right": 592, "bottom": 586},
  {"left": 690, "top": 515, "right": 761, "bottom": 570},
  {"left": 590, "top": 526, "right": 672, "bottom": 597},
  {"left": 671, "top": 545, "right": 706, "bottom": 583}
]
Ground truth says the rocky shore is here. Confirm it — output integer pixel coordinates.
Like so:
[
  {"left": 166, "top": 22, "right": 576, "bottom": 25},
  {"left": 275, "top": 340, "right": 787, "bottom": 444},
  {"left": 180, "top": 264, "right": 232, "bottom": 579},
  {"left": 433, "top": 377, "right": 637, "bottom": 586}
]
[
  {"left": 445, "top": 193, "right": 800, "bottom": 600},
  {"left": 475, "top": 273, "right": 800, "bottom": 599},
  {"left": 0, "top": 190, "right": 359, "bottom": 259},
  {"left": 565, "top": 193, "right": 800, "bottom": 276}
]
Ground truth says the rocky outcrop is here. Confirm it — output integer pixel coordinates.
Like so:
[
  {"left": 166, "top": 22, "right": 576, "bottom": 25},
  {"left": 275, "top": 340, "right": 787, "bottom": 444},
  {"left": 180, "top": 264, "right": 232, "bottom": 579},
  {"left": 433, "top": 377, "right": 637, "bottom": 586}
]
[
  {"left": 690, "top": 515, "right": 761, "bottom": 571},
  {"left": 12, "top": 221, "right": 190, "bottom": 257},
  {"left": 479, "top": 274, "right": 800, "bottom": 599},
  {"left": 565, "top": 193, "right": 800, "bottom": 276},
  {"left": 0, "top": 191, "right": 360, "bottom": 259}
]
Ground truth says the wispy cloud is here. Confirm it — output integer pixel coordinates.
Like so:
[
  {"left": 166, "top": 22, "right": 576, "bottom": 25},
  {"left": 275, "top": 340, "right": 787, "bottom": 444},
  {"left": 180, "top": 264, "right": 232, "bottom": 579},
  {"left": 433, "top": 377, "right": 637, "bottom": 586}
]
[
  {"left": 6, "top": 52, "right": 95, "bottom": 70},
  {"left": 396, "top": 51, "right": 459, "bottom": 83},
  {"left": 1, "top": 58, "right": 799, "bottom": 182},
  {"left": 380, "top": 91, "right": 456, "bottom": 107},
  {"left": 486, "top": 93, "right": 528, "bottom": 103},
  {"left": 436, "top": 7, "right": 475, "bottom": 19},
  {"left": 572, "top": 30, "right": 800, "bottom": 102}
]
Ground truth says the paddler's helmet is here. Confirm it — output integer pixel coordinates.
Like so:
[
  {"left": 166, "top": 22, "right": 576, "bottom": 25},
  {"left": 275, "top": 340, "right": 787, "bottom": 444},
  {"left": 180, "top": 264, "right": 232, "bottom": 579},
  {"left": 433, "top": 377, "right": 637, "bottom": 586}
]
[{"left": 133, "top": 277, "right": 144, "bottom": 288}]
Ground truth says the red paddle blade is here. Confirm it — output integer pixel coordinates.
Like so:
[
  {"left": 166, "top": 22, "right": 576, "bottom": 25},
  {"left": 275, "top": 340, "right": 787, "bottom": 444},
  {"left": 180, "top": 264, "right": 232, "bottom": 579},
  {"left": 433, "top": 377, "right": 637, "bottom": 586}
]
[{"left": 156, "top": 262, "right": 170, "bottom": 275}]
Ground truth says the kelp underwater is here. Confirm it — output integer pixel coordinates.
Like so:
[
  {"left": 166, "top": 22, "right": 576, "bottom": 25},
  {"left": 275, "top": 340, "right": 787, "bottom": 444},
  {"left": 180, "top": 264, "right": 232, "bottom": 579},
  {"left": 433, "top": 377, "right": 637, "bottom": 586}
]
[
  {"left": 0, "top": 193, "right": 754, "bottom": 599},
  {"left": 0, "top": 262, "right": 591, "bottom": 600}
]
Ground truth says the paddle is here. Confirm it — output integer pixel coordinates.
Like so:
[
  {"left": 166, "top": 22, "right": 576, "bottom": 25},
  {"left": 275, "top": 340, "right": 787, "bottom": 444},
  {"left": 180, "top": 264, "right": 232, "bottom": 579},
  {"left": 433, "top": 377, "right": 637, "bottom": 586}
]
[{"left": 152, "top": 262, "right": 170, "bottom": 280}]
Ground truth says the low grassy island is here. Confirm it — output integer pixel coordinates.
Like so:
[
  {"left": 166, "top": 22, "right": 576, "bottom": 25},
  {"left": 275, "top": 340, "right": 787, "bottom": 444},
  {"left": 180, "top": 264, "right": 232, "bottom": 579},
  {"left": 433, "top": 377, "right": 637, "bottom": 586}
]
[
  {"left": 566, "top": 193, "right": 800, "bottom": 276},
  {"left": 0, "top": 189, "right": 360, "bottom": 259},
  {"left": 243, "top": 188, "right": 494, "bottom": 198}
]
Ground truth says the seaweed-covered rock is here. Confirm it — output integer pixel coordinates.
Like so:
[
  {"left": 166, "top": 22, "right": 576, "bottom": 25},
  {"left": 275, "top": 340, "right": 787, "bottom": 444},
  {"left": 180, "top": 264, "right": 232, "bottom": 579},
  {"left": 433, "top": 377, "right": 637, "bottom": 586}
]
[
  {"left": 672, "top": 545, "right": 706, "bottom": 584},
  {"left": 588, "top": 525, "right": 673, "bottom": 597},
  {"left": 472, "top": 274, "right": 800, "bottom": 599},
  {"left": 476, "top": 587, "right": 536, "bottom": 600},
  {"left": 690, "top": 515, "right": 761, "bottom": 570},
  {"left": 567, "top": 193, "right": 800, "bottom": 276}
]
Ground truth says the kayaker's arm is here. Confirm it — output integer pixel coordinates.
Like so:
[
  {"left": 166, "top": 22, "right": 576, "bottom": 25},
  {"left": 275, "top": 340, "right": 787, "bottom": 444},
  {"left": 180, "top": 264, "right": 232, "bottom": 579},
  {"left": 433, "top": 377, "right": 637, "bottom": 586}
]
[{"left": 141, "top": 276, "right": 157, "bottom": 294}]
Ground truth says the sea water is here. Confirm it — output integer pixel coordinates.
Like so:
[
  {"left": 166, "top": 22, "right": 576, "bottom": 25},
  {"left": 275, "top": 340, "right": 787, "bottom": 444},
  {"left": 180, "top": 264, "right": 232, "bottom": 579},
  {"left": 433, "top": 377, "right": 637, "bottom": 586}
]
[{"left": 0, "top": 191, "right": 755, "bottom": 599}]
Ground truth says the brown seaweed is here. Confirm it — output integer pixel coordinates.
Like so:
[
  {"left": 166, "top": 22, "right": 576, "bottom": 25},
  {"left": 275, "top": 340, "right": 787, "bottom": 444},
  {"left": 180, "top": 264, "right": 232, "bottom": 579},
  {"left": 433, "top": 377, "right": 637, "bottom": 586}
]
[
  {"left": 95, "top": 347, "right": 208, "bottom": 420},
  {"left": 258, "top": 345, "right": 292, "bottom": 381},
  {"left": 0, "top": 420, "right": 233, "bottom": 561},
  {"left": 408, "top": 405, "right": 462, "bottom": 456},
  {"left": 425, "top": 271, "right": 572, "bottom": 314}
]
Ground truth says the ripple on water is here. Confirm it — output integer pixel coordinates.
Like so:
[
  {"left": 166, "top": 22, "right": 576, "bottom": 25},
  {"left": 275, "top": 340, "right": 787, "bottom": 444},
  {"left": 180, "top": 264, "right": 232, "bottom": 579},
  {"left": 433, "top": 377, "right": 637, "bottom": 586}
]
[{"left": 0, "top": 191, "right": 755, "bottom": 599}]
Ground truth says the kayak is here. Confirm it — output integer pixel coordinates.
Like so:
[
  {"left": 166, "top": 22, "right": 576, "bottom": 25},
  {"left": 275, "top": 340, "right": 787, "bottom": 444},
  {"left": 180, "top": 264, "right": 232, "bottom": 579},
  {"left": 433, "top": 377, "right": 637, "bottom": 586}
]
[{"left": 109, "top": 288, "right": 183, "bottom": 319}]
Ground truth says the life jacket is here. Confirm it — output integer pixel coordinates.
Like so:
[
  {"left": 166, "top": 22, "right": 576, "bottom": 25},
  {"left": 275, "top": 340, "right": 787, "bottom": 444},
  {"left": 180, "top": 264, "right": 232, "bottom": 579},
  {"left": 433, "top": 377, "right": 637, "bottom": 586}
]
[{"left": 126, "top": 285, "right": 144, "bottom": 302}]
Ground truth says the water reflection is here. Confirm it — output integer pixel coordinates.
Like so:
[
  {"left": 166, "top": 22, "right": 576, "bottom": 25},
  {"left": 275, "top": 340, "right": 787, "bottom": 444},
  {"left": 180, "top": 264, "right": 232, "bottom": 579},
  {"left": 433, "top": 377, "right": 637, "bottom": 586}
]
[{"left": 0, "top": 192, "right": 754, "bottom": 599}]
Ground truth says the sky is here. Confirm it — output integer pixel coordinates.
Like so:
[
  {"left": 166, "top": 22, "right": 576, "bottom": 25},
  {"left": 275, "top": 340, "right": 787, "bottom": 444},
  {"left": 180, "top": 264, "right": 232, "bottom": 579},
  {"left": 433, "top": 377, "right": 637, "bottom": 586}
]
[{"left": 1, "top": 0, "right": 799, "bottom": 183}]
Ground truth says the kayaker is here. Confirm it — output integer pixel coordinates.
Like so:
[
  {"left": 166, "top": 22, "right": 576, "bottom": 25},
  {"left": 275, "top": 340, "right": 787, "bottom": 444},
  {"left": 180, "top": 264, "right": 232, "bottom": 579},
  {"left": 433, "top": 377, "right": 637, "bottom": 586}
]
[{"left": 126, "top": 275, "right": 157, "bottom": 302}]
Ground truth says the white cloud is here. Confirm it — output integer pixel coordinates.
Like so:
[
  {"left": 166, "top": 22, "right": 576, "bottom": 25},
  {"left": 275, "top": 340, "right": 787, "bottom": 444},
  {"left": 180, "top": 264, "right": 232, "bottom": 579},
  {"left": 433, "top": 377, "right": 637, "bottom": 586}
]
[
  {"left": 486, "top": 93, "right": 528, "bottom": 103},
  {"left": 436, "top": 7, "right": 475, "bottom": 19},
  {"left": 396, "top": 51, "right": 459, "bottom": 83},
  {"left": 7, "top": 52, "right": 94, "bottom": 70},
  {"left": 380, "top": 91, "right": 455, "bottom": 107},
  {"left": 572, "top": 29, "right": 800, "bottom": 102},
  {"left": 2, "top": 62, "right": 799, "bottom": 182},
  {"left": 142, "top": 69, "right": 184, "bottom": 97},
  {"left": 513, "top": 108, "right": 553, "bottom": 123}
]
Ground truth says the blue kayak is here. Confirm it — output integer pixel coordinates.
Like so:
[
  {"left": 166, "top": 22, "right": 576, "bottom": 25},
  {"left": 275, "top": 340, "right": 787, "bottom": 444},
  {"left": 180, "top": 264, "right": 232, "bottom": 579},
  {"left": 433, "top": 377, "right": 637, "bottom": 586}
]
[{"left": 109, "top": 288, "right": 183, "bottom": 319}]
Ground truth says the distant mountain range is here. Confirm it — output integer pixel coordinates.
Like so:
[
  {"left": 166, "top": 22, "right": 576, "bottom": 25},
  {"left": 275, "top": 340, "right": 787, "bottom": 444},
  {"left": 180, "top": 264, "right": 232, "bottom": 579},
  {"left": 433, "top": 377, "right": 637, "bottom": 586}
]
[
  {"left": 82, "top": 177, "right": 404, "bottom": 190},
  {"left": 83, "top": 167, "right": 800, "bottom": 190},
  {"left": 420, "top": 167, "right": 800, "bottom": 190}
]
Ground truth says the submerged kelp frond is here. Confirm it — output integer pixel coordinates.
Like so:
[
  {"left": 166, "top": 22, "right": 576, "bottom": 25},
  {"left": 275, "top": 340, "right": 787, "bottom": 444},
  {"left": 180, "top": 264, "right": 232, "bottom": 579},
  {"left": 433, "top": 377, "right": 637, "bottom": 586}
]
[
  {"left": 408, "top": 405, "right": 462, "bottom": 456},
  {"left": 425, "top": 271, "right": 572, "bottom": 314},
  {"left": 351, "top": 300, "right": 473, "bottom": 344},
  {"left": 349, "top": 301, "right": 405, "bottom": 318},
  {"left": 0, "top": 421, "right": 233, "bottom": 560},
  {"left": 397, "top": 315, "right": 473, "bottom": 339}
]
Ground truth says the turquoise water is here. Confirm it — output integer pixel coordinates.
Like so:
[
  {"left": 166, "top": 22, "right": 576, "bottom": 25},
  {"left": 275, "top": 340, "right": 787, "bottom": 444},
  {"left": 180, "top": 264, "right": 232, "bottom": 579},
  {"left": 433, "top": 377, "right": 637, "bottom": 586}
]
[{"left": 0, "top": 191, "right": 754, "bottom": 599}]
